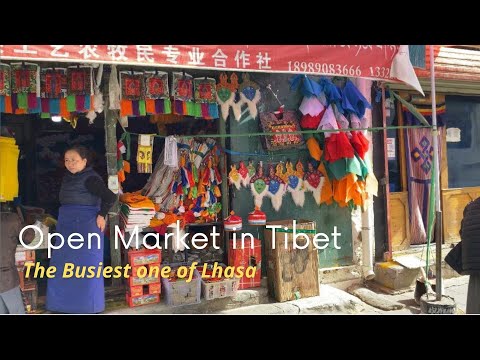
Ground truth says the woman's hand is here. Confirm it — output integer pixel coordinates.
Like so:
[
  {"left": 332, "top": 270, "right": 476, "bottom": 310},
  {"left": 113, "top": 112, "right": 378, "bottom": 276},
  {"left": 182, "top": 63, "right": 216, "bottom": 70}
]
[{"left": 97, "top": 215, "right": 106, "bottom": 232}]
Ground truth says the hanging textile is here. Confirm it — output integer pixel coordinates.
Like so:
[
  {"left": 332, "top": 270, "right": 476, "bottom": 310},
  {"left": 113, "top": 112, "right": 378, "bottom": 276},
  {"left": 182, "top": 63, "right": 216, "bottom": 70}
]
[
  {"left": 172, "top": 71, "right": 195, "bottom": 116},
  {"left": 193, "top": 77, "right": 219, "bottom": 119},
  {"left": 66, "top": 65, "right": 93, "bottom": 114},
  {"left": 404, "top": 101, "right": 446, "bottom": 244},
  {"left": 39, "top": 68, "right": 68, "bottom": 118},
  {"left": 0, "top": 63, "right": 12, "bottom": 113},
  {"left": 144, "top": 70, "right": 171, "bottom": 115},
  {"left": 10, "top": 62, "right": 40, "bottom": 114},
  {"left": 120, "top": 70, "right": 145, "bottom": 117},
  {"left": 137, "top": 134, "right": 154, "bottom": 173}
]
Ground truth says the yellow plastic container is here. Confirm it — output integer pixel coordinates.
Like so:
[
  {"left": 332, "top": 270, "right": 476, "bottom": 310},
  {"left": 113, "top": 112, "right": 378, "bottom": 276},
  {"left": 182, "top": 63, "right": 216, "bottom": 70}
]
[{"left": 0, "top": 136, "right": 20, "bottom": 202}]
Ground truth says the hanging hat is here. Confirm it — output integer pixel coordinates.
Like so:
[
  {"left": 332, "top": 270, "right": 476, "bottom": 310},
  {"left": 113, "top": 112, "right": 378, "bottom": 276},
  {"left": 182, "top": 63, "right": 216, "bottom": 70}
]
[
  {"left": 224, "top": 211, "right": 243, "bottom": 231},
  {"left": 248, "top": 207, "right": 267, "bottom": 226}
]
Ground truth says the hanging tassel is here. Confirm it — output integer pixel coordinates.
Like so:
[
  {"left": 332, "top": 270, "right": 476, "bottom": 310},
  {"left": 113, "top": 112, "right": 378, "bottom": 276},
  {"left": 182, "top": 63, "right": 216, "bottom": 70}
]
[
  {"left": 84, "top": 95, "right": 91, "bottom": 111},
  {"left": 139, "top": 100, "right": 146, "bottom": 116},
  {"left": 4, "top": 96, "right": 12, "bottom": 114},
  {"left": 146, "top": 99, "right": 155, "bottom": 114},
  {"left": 209, "top": 103, "right": 219, "bottom": 119},
  {"left": 76, "top": 95, "right": 85, "bottom": 112},
  {"left": 164, "top": 98, "right": 171, "bottom": 114},
  {"left": 60, "top": 98, "right": 69, "bottom": 118},
  {"left": 50, "top": 99, "right": 60, "bottom": 115},
  {"left": 27, "top": 93, "right": 37, "bottom": 111},
  {"left": 120, "top": 99, "right": 132, "bottom": 117},
  {"left": 17, "top": 93, "right": 28, "bottom": 109},
  {"left": 66, "top": 95, "right": 76, "bottom": 112}
]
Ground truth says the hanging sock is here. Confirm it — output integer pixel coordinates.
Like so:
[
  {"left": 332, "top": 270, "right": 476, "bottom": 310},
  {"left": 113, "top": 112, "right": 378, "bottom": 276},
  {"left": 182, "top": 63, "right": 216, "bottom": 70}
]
[
  {"left": 84, "top": 95, "right": 91, "bottom": 111},
  {"left": 146, "top": 99, "right": 156, "bottom": 114}
]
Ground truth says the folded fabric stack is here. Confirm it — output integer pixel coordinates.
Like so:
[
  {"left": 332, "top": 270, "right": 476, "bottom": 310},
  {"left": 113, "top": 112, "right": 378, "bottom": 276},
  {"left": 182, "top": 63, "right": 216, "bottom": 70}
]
[{"left": 119, "top": 193, "right": 156, "bottom": 231}]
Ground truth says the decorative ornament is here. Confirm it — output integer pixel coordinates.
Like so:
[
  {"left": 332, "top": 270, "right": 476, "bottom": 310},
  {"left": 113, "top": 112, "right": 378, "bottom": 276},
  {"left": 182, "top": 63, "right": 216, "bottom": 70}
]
[
  {"left": 266, "top": 164, "right": 286, "bottom": 212},
  {"left": 285, "top": 160, "right": 305, "bottom": 207},
  {"left": 216, "top": 72, "right": 238, "bottom": 121},
  {"left": 137, "top": 134, "right": 154, "bottom": 173},
  {"left": 250, "top": 161, "right": 268, "bottom": 209},
  {"left": 304, "top": 162, "right": 324, "bottom": 205},
  {"left": 232, "top": 73, "right": 261, "bottom": 120}
]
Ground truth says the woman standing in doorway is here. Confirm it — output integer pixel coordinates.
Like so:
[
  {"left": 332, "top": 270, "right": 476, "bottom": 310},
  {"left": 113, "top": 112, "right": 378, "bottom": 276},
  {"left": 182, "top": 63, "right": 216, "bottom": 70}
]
[{"left": 46, "top": 145, "right": 116, "bottom": 313}]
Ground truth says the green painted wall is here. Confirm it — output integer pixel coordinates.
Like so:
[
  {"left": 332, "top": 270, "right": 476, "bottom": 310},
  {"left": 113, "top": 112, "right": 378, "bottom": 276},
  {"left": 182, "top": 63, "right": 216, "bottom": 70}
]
[{"left": 226, "top": 73, "right": 353, "bottom": 269}]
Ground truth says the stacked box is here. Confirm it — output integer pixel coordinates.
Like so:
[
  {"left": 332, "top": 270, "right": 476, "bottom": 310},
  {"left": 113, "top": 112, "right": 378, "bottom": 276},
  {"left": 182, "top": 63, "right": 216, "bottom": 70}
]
[
  {"left": 228, "top": 238, "right": 262, "bottom": 289},
  {"left": 125, "top": 249, "right": 161, "bottom": 307},
  {"left": 161, "top": 268, "right": 201, "bottom": 307},
  {"left": 15, "top": 247, "right": 37, "bottom": 313}
]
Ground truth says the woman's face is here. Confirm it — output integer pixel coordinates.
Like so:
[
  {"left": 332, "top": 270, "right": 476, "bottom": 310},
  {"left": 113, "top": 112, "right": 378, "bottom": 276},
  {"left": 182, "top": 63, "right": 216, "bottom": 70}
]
[{"left": 64, "top": 150, "right": 87, "bottom": 174}]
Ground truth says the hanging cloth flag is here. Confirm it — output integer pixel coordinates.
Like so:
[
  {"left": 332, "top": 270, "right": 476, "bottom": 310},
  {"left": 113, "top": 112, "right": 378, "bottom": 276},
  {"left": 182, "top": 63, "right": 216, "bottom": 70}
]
[
  {"left": 250, "top": 161, "right": 269, "bottom": 209},
  {"left": 349, "top": 113, "right": 370, "bottom": 159},
  {"left": 66, "top": 65, "right": 93, "bottom": 114},
  {"left": 144, "top": 70, "right": 171, "bottom": 115},
  {"left": 304, "top": 162, "right": 324, "bottom": 205},
  {"left": 233, "top": 73, "right": 261, "bottom": 120},
  {"left": 266, "top": 164, "right": 286, "bottom": 212},
  {"left": 216, "top": 72, "right": 238, "bottom": 121},
  {"left": 342, "top": 79, "right": 372, "bottom": 119},
  {"left": 0, "top": 64, "right": 12, "bottom": 114},
  {"left": 172, "top": 71, "right": 195, "bottom": 116},
  {"left": 289, "top": 74, "right": 323, "bottom": 98},
  {"left": 119, "top": 70, "right": 145, "bottom": 117},
  {"left": 194, "top": 77, "right": 219, "bottom": 120},
  {"left": 39, "top": 67, "right": 68, "bottom": 118},
  {"left": 137, "top": 134, "right": 154, "bottom": 173},
  {"left": 11, "top": 62, "right": 40, "bottom": 114}
]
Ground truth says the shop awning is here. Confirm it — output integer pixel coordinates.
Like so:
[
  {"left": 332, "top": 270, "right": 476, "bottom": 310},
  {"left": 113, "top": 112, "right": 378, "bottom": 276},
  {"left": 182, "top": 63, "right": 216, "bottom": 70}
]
[{"left": 0, "top": 45, "right": 423, "bottom": 94}]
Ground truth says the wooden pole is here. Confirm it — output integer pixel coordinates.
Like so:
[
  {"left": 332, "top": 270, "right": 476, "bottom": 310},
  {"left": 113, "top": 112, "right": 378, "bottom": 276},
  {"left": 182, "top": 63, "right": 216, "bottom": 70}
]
[{"left": 104, "top": 108, "right": 121, "bottom": 287}]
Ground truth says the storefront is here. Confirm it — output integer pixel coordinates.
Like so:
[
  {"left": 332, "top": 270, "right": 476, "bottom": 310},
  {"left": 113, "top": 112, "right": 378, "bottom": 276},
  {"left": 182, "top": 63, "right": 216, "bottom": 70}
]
[
  {"left": 384, "top": 45, "right": 480, "bottom": 256},
  {"left": 0, "top": 45, "right": 422, "bottom": 312}
]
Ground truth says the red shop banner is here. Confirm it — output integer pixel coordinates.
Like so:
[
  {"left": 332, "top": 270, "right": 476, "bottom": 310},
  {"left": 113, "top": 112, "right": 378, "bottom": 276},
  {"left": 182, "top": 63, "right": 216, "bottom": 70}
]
[{"left": 0, "top": 45, "right": 423, "bottom": 93}]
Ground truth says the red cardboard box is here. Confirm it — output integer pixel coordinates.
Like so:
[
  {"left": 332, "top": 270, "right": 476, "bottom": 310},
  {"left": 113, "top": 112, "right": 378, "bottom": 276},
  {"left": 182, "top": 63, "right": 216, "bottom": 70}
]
[{"left": 228, "top": 238, "right": 262, "bottom": 289}]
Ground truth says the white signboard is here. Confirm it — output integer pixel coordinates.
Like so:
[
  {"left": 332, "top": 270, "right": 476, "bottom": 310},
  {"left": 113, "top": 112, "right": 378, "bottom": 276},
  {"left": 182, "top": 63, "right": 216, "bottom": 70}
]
[{"left": 387, "top": 138, "right": 396, "bottom": 159}]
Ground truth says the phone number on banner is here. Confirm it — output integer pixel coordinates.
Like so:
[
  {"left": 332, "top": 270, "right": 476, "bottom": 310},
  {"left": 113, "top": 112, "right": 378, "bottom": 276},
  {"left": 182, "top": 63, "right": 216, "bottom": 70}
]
[
  {"left": 287, "top": 61, "right": 391, "bottom": 79},
  {"left": 287, "top": 61, "right": 362, "bottom": 76}
]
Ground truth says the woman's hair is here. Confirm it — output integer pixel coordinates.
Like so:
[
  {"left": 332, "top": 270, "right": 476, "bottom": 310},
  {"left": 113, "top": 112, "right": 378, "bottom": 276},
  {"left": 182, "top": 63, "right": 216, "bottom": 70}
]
[{"left": 65, "top": 145, "right": 90, "bottom": 164}]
